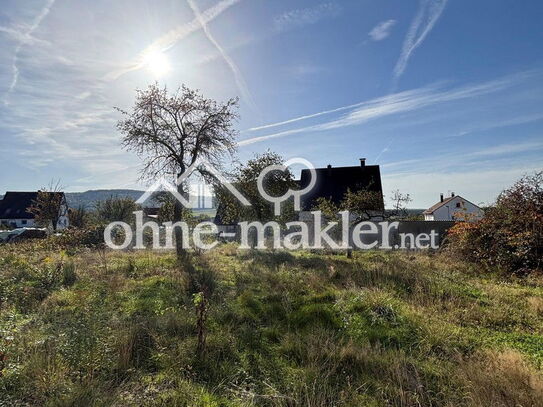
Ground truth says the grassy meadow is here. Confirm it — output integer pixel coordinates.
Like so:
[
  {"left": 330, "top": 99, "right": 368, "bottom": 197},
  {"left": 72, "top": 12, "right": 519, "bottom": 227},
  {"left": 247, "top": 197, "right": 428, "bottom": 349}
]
[{"left": 1, "top": 242, "right": 542, "bottom": 406}]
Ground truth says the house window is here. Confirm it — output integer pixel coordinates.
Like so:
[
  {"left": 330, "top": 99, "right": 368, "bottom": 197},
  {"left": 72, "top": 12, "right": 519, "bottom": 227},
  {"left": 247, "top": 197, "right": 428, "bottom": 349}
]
[
  {"left": 456, "top": 202, "right": 461, "bottom": 208},
  {"left": 22, "top": 220, "right": 27, "bottom": 225}
]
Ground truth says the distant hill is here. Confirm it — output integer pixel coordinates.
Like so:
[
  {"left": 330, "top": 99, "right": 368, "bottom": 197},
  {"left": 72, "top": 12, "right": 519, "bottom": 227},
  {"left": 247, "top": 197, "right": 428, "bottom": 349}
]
[
  {"left": 2, "top": 190, "right": 421, "bottom": 214},
  {"left": 65, "top": 189, "right": 146, "bottom": 209},
  {"left": 0, "top": 189, "right": 216, "bottom": 213},
  {"left": 384, "top": 208, "right": 425, "bottom": 218},
  {"left": 65, "top": 190, "right": 216, "bottom": 212},
  {"left": 0, "top": 190, "right": 146, "bottom": 208}
]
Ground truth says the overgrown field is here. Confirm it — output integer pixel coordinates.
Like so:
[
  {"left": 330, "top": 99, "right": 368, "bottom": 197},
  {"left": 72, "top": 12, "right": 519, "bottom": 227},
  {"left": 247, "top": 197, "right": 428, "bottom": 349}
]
[{"left": 1, "top": 242, "right": 542, "bottom": 406}]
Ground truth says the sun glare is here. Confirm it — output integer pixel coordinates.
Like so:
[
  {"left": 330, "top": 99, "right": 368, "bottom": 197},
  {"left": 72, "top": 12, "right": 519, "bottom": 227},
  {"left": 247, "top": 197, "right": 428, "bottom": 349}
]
[{"left": 144, "top": 50, "right": 171, "bottom": 77}]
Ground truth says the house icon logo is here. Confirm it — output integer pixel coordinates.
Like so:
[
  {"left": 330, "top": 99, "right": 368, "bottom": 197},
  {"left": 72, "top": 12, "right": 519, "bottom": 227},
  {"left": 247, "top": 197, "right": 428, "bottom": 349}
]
[{"left": 136, "top": 158, "right": 251, "bottom": 208}]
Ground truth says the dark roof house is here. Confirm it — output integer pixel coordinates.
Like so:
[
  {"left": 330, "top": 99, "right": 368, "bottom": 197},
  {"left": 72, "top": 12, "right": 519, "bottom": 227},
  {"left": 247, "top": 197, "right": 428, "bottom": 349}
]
[
  {"left": 0, "top": 191, "right": 67, "bottom": 219},
  {"left": 0, "top": 192, "right": 41, "bottom": 219},
  {"left": 214, "top": 158, "right": 384, "bottom": 226},
  {"left": 298, "top": 158, "right": 383, "bottom": 210}
]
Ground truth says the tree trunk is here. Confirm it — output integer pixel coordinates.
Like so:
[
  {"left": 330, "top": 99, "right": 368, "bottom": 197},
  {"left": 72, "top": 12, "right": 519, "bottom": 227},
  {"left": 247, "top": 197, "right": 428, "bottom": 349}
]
[{"left": 174, "top": 182, "right": 188, "bottom": 264}]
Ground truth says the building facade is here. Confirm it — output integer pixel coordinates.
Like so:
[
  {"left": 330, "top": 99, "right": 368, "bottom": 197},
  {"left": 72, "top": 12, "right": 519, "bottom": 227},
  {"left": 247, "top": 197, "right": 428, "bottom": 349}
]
[
  {"left": 423, "top": 193, "right": 483, "bottom": 222},
  {"left": 0, "top": 191, "right": 69, "bottom": 230}
]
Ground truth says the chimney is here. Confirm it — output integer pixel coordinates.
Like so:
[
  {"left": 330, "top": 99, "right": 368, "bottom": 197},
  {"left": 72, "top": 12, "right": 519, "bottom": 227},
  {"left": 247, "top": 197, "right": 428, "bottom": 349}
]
[
  {"left": 440, "top": 193, "right": 444, "bottom": 203},
  {"left": 451, "top": 192, "right": 455, "bottom": 197},
  {"left": 359, "top": 158, "right": 366, "bottom": 168},
  {"left": 327, "top": 164, "right": 332, "bottom": 169}
]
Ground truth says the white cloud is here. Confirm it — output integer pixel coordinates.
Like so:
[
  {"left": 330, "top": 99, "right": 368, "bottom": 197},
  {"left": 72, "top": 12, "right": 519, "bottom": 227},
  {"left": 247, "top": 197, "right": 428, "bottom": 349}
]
[
  {"left": 380, "top": 139, "right": 543, "bottom": 207},
  {"left": 383, "top": 140, "right": 543, "bottom": 174},
  {"left": 239, "top": 70, "right": 538, "bottom": 146},
  {"left": 0, "top": 0, "right": 252, "bottom": 190},
  {"left": 453, "top": 112, "right": 543, "bottom": 137},
  {"left": 274, "top": 2, "right": 341, "bottom": 32},
  {"left": 368, "top": 19, "right": 396, "bottom": 41},
  {"left": 393, "top": 0, "right": 447, "bottom": 85},
  {"left": 0, "top": 25, "right": 49, "bottom": 46},
  {"left": 469, "top": 141, "right": 543, "bottom": 157},
  {"left": 383, "top": 164, "right": 543, "bottom": 208},
  {"left": 3, "top": 0, "right": 56, "bottom": 103}
]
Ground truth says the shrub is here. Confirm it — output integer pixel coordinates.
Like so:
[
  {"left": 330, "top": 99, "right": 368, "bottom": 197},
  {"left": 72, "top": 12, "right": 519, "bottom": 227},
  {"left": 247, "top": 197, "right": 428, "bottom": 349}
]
[
  {"left": 94, "top": 196, "right": 138, "bottom": 224},
  {"left": 0, "top": 256, "right": 80, "bottom": 311},
  {"left": 61, "top": 261, "right": 77, "bottom": 287},
  {"left": 448, "top": 171, "right": 543, "bottom": 274},
  {"left": 117, "top": 321, "right": 156, "bottom": 372},
  {"left": 53, "top": 225, "right": 105, "bottom": 249},
  {"left": 68, "top": 205, "right": 90, "bottom": 228}
]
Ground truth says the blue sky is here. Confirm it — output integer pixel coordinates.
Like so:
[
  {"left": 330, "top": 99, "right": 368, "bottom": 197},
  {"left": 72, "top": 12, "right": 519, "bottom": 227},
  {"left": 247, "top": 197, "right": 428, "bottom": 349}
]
[{"left": 0, "top": 0, "right": 542, "bottom": 207}]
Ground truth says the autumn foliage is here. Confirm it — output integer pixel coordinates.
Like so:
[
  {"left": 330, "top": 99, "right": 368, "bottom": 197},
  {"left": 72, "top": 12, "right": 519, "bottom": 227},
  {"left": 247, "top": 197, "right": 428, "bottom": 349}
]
[{"left": 448, "top": 171, "right": 543, "bottom": 274}]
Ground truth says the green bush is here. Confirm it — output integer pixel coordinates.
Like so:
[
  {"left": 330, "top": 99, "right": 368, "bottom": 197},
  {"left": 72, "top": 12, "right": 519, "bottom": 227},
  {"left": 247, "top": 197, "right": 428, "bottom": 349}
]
[{"left": 53, "top": 225, "right": 105, "bottom": 249}]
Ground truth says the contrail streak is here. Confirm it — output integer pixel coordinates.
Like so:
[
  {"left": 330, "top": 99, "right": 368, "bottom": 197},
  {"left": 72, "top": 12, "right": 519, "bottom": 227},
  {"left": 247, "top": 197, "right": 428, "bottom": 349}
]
[
  {"left": 186, "top": 0, "right": 257, "bottom": 111},
  {"left": 247, "top": 101, "right": 368, "bottom": 132},
  {"left": 382, "top": 0, "right": 447, "bottom": 157},
  {"left": 4, "top": 0, "right": 56, "bottom": 104},
  {"left": 393, "top": 0, "right": 448, "bottom": 86},
  {"left": 238, "top": 70, "right": 537, "bottom": 147},
  {"left": 105, "top": 0, "right": 242, "bottom": 81}
]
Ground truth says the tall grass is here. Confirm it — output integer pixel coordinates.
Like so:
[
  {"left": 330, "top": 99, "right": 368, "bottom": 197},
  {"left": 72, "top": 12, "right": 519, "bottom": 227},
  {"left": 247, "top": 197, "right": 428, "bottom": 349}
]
[{"left": 0, "top": 242, "right": 542, "bottom": 406}]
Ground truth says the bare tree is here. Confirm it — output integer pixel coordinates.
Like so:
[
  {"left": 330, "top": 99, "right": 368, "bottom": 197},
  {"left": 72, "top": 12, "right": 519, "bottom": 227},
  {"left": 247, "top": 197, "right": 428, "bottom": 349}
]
[
  {"left": 388, "top": 189, "right": 412, "bottom": 219},
  {"left": 27, "top": 180, "right": 68, "bottom": 231},
  {"left": 117, "top": 84, "right": 238, "bottom": 262}
]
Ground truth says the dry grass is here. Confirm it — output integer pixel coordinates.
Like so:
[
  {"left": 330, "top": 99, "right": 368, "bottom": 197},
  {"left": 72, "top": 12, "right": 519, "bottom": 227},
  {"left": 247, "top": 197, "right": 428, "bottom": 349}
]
[
  {"left": 458, "top": 350, "right": 543, "bottom": 407},
  {"left": 527, "top": 296, "right": 543, "bottom": 315}
]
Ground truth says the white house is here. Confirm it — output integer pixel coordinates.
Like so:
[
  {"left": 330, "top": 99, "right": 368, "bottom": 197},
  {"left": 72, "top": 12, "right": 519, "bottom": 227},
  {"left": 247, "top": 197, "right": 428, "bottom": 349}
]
[
  {"left": 0, "top": 191, "right": 69, "bottom": 230},
  {"left": 424, "top": 193, "right": 483, "bottom": 222}
]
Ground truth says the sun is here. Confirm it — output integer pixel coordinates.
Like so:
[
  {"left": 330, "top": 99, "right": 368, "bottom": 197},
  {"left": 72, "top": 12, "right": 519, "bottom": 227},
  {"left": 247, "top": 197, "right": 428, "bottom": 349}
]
[{"left": 143, "top": 50, "right": 171, "bottom": 77}]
